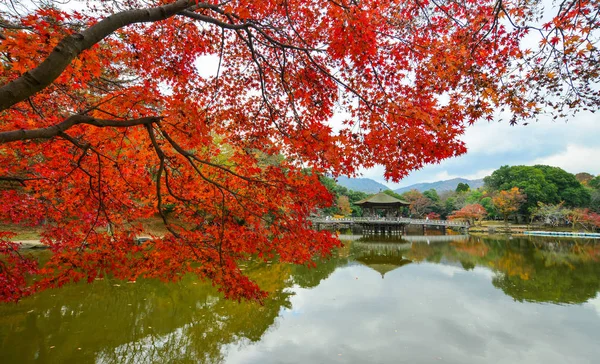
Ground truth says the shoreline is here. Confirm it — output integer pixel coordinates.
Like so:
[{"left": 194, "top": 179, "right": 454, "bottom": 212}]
[
  {"left": 12, "top": 228, "right": 600, "bottom": 251},
  {"left": 10, "top": 240, "right": 48, "bottom": 249}
]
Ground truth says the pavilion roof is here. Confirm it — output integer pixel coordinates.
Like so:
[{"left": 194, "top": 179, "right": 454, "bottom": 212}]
[
  {"left": 354, "top": 192, "right": 410, "bottom": 206},
  {"left": 355, "top": 258, "right": 413, "bottom": 278}
]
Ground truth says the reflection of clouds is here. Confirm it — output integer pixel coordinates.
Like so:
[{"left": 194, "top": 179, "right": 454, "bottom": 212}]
[
  {"left": 586, "top": 294, "right": 600, "bottom": 318},
  {"left": 417, "top": 262, "right": 495, "bottom": 280},
  {"left": 224, "top": 262, "right": 600, "bottom": 364},
  {"left": 471, "top": 266, "right": 495, "bottom": 280},
  {"left": 431, "top": 263, "right": 463, "bottom": 277}
]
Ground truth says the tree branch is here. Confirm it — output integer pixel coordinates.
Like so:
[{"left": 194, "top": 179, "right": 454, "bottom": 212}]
[
  {"left": 178, "top": 10, "right": 250, "bottom": 30},
  {"left": 0, "top": 0, "right": 196, "bottom": 111},
  {"left": 0, "top": 115, "right": 162, "bottom": 144},
  {"left": 0, "top": 176, "right": 45, "bottom": 185}
]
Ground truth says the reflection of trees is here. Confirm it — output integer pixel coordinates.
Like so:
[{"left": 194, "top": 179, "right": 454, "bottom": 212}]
[
  {"left": 491, "top": 262, "right": 600, "bottom": 304},
  {"left": 454, "top": 238, "right": 600, "bottom": 304},
  {"left": 291, "top": 256, "right": 348, "bottom": 289},
  {"left": 398, "top": 237, "right": 600, "bottom": 305},
  {"left": 491, "top": 252, "right": 533, "bottom": 280},
  {"left": 0, "top": 263, "right": 293, "bottom": 364},
  {"left": 451, "top": 240, "right": 489, "bottom": 257},
  {"left": 3, "top": 237, "right": 600, "bottom": 362},
  {"left": 405, "top": 242, "right": 436, "bottom": 263},
  {"left": 291, "top": 244, "right": 350, "bottom": 288},
  {"left": 491, "top": 241, "right": 600, "bottom": 304}
]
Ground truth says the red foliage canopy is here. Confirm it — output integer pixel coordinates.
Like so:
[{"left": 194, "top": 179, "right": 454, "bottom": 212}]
[
  {"left": 0, "top": 0, "right": 598, "bottom": 301},
  {"left": 449, "top": 204, "right": 487, "bottom": 225}
]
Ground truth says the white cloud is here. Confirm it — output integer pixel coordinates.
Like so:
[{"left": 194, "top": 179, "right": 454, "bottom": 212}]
[
  {"left": 429, "top": 169, "right": 494, "bottom": 182},
  {"left": 463, "top": 168, "right": 496, "bottom": 180},
  {"left": 460, "top": 121, "right": 524, "bottom": 155},
  {"left": 431, "top": 171, "right": 460, "bottom": 182},
  {"left": 461, "top": 114, "right": 599, "bottom": 156},
  {"left": 533, "top": 144, "right": 600, "bottom": 174},
  {"left": 358, "top": 110, "right": 600, "bottom": 188},
  {"left": 433, "top": 264, "right": 463, "bottom": 277}
]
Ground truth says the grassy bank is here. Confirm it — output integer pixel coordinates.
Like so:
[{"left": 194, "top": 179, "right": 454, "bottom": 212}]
[
  {"left": 468, "top": 221, "right": 595, "bottom": 235},
  {"left": 2, "top": 217, "right": 170, "bottom": 243}
]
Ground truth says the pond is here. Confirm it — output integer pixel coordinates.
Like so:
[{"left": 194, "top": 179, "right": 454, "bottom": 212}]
[{"left": 1, "top": 234, "right": 600, "bottom": 363}]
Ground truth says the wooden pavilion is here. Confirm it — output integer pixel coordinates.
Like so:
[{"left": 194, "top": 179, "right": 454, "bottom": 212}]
[{"left": 354, "top": 192, "right": 410, "bottom": 218}]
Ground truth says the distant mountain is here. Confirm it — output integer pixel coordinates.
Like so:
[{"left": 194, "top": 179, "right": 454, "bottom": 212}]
[
  {"left": 393, "top": 178, "right": 484, "bottom": 194},
  {"left": 335, "top": 176, "right": 390, "bottom": 194},
  {"left": 334, "top": 176, "right": 485, "bottom": 194}
]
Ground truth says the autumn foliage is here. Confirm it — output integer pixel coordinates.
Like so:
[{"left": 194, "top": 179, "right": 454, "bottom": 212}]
[
  {"left": 1, "top": 0, "right": 598, "bottom": 301},
  {"left": 570, "top": 208, "right": 600, "bottom": 230},
  {"left": 493, "top": 187, "right": 527, "bottom": 223},
  {"left": 425, "top": 212, "right": 441, "bottom": 220},
  {"left": 337, "top": 196, "right": 352, "bottom": 216},
  {"left": 449, "top": 204, "right": 487, "bottom": 225}
]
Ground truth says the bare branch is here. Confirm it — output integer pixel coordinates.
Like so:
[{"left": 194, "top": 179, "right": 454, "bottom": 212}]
[{"left": 0, "top": 115, "right": 162, "bottom": 144}]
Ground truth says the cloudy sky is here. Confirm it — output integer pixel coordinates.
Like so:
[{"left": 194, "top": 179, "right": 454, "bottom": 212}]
[{"left": 360, "top": 110, "right": 600, "bottom": 189}]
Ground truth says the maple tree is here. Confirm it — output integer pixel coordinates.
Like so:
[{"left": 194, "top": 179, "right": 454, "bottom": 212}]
[
  {"left": 493, "top": 187, "right": 527, "bottom": 224},
  {"left": 448, "top": 203, "right": 487, "bottom": 225},
  {"left": 425, "top": 212, "right": 441, "bottom": 220},
  {"left": 0, "top": 0, "right": 598, "bottom": 302},
  {"left": 402, "top": 189, "right": 433, "bottom": 218},
  {"left": 568, "top": 208, "right": 600, "bottom": 230},
  {"left": 336, "top": 195, "right": 352, "bottom": 216}
]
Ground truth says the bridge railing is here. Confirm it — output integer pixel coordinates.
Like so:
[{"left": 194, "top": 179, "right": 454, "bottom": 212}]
[{"left": 310, "top": 216, "right": 469, "bottom": 227}]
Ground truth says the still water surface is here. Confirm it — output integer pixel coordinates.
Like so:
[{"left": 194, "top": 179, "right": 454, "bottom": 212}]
[{"left": 1, "top": 235, "right": 600, "bottom": 363}]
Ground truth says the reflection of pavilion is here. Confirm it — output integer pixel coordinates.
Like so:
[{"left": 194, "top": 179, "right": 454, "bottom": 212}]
[
  {"left": 352, "top": 240, "right": 412, "bottom": 278},
  {"left": 354, "top": 192, "right": 410, "bottom": 218},
  {"left": 355, "top": 254, "right": 413, "bottom": 278}
]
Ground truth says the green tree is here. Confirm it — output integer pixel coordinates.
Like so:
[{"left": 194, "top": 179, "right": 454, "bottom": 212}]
[
  {"left": 439, "top": 191, "right": 459, "bottom": 219},
  {"left": 422, "top": 189, "right": 450, "bottom": 217},
  {"left": 534, "top": 165, "right": 590, "bottom": 207},
  {"left": 383, "top": 190, "right": 404, "bottom": 200},
  {"left": 589, "top": 176, "right": 600, "bottom": 190},
  {"left": 465, "top": 189, "right": 484, "bottom": 204},
  {"left": 318, "top": 176, "right": 369, "bottom": 216},
  {"left": 423, "top": 189, "right": 440, "bottom": 203},
  {"left": 455, "top": 183, "right": 470, "bottom": 193},
  {"left": 589, "top": 190, "right": 600, "bottom": 213},
  {"left": 480, "top": 196, "right": 497, "bottom": 218},
  {"left": 484, "top": 165, "right": 590, "bottom": 216}
]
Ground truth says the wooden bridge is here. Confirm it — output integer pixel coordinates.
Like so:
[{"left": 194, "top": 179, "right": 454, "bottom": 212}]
[{"left": 310, "top": 217, "right": 469, "bottom": 235}]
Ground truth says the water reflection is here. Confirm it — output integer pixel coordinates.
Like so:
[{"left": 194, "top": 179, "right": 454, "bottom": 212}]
[
  {"left": 351, "top": 240, "right": 412, "bottom": 278},
  {"left": 0, "top": 262, "right": 294, "bottom": 364},
  {"left": 427, "top": 237, "right": 600, "bottom": 304},
  {"left": 1, "top": 235, "right": 600, "bottom": 363}
]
